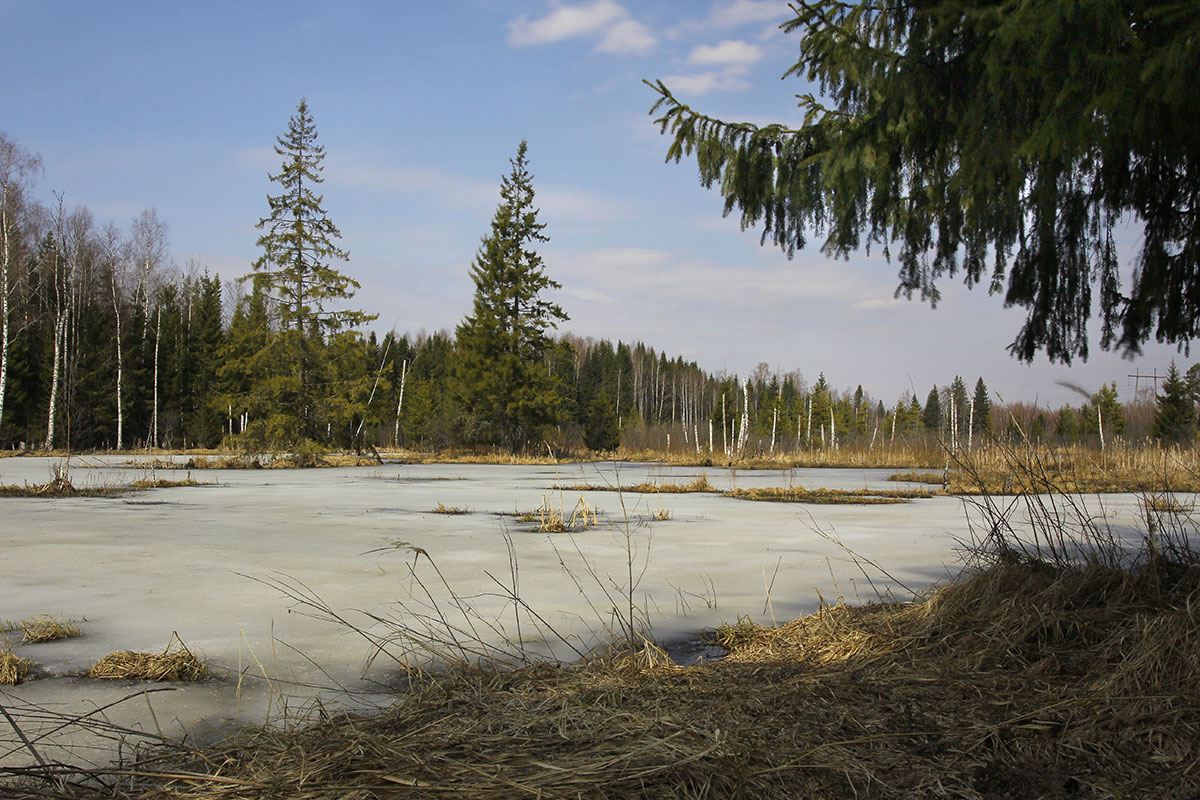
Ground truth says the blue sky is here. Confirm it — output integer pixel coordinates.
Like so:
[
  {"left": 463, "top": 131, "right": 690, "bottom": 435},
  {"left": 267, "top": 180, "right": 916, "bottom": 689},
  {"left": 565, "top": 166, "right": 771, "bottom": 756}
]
[{"left": 0, "top": 0, "right": 1187, "bottom": 408}]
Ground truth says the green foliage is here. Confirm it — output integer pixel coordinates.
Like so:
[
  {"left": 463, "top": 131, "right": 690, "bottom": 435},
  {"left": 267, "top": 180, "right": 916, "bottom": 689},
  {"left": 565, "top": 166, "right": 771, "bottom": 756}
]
[
  {"left": 972, "top": 378, "right": 993, "bottom": 436},
  {"left": 922, "top": 387, "right": 942, "bottom": 432},
  {"left": 1153, "top": 362, "right": 1196, "bottom": 444},
  {"left": 648, "top": 0, "right": 1200, "bottom": 363},
  {"left": 454, "top": 142, "right": 568, "bottom": 453}
]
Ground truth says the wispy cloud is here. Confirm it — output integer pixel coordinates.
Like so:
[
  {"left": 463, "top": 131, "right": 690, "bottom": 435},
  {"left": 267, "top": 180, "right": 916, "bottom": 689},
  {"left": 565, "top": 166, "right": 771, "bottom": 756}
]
[{"left": 508, "top": 1, "right": 656, "bottom": 54}]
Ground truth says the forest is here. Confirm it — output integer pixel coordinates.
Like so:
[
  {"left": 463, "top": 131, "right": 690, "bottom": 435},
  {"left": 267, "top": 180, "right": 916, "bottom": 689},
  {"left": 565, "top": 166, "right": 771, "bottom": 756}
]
[{"left": 0, "top": 119, "right": 1192, "bottom": 457}]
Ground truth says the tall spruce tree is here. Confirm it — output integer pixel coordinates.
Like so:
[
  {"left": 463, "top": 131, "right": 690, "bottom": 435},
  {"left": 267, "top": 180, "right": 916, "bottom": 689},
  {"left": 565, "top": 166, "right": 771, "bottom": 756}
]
[
  {"left": 250, "top": 98, "right": 374, "bottom": 441},
  {"left": 648, "top": 1, "right": 1200, "bottom": 363},
  {"left": 922, "top": 387, "right": 942, "bottom": 432},
  {"left": 972, "top": 378, "right": 993, "bottom": 436},
  {"left": 454, "top": 141, "right": 568, "bottom": 453},
  {"left": 1152, "top": 362, "right": 1196, "bottom": 444}
]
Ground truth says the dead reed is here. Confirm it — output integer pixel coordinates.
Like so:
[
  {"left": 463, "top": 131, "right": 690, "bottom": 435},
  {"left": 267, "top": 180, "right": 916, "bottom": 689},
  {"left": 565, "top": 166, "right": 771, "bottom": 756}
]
[
  {"left": 724, "top": 486, "right": 935, "bottom": 504},
  {"left": 0, "top": 645, "right": 31, "bottom": 685},
  {"left": 430, "top": 502, "right": 470, "bottom": 515},
  {"left": 557, "top": 474, "right": 716, "bottom": 494},
  {"left": 87, "top": 636, "right": 207, "bottom": 682},
  {"left": 6, "top": 616, "right": 81, "bottom": 643}
]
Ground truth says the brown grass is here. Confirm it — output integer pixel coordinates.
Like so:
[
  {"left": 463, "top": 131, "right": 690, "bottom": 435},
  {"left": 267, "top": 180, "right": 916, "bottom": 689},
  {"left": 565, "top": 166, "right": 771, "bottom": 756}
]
[
  {"left": 15, "top": 557, "right": 1198, "bottom": 799},
  {"left": 724, "top": 486, "right": 935, "bottom": 504},
  {"left": 0, "top": 476, "right": 126, "bottom": 498},
  {"left": 127, "top": 452, "right": 382, "bottom": 470},
  {"left": 0, "top": 646, "right": 31, "bottom": 685},
  {"left": 87, "top": 637, "right": 208, "bottom": 682},
  {"left": 6, "top": 616, "right": 81, "bottom": 643},
  {"left": 556, "top": 474, "right": 717, "bottom": 494},
  {"left": 886, "top": 470, "right": 946, "bottom": 484},
  {"left": 430, "top": 502, "right": 470, "bottom": 515}
]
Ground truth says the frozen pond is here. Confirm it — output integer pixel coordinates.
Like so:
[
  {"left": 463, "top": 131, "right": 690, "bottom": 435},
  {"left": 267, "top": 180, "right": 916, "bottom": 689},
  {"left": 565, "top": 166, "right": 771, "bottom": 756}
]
[{"left": 0, "top": 455, "right": 1153, "bottom": 767}]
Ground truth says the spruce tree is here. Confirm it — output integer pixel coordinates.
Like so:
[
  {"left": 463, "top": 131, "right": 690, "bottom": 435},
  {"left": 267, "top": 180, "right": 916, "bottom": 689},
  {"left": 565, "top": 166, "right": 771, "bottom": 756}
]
[
  {"left": 648, "top": 1, "right": 1200, "bottom": 362},
  {"left": 972, "top": 378, "right": 993, "bottom": 435},
  {"left": 454, "top": 141, "right": 568, "bottom": 453},
  {"left": 1152, "top": 363, "right": 1196, "bottom": 445},
  {"left": 250, "top": 98, "right": 375, "bottom": 441},
  {"left": 922, "top": 387, "right": 942, "bottom": 432}
]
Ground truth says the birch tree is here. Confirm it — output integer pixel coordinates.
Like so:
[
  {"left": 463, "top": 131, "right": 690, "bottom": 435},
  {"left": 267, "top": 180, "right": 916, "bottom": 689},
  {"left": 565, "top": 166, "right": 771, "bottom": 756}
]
[{"left": 0, "top": 134, "right": 41, "bottom": 438}]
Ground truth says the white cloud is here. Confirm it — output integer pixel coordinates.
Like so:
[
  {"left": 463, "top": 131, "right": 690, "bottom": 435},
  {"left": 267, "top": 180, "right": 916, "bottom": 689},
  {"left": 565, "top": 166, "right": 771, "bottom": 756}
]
[
  {"left": 659, "top": 68, "right": 751, "bottom": 95},
  {"left": 508, "top": 1, "right": 656, "bottom": 54},
  {"left": 687, "top": 39, "right": 762, "bottom": 66},
  {"left": 851, "top": 297, "right": 906, "bottom": 311},
  {"left": 596, "top": 18, "right": 656, "bottom": 54},
  {"left": 708, "top": 1, "right": 791, "bottom": 28}
]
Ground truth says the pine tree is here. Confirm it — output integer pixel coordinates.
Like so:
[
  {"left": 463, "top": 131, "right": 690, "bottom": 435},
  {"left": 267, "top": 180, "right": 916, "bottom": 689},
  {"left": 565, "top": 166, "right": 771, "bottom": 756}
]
[
  {"left": 1152, "top": 362, "right": 1196, "bottom": 444},
  {"left": 454, "top": 141, "right": 568, "bottom": 453}
]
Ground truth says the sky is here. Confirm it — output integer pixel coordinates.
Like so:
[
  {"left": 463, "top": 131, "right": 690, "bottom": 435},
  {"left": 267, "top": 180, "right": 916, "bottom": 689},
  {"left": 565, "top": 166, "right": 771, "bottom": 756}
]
[{"left": 0, "top": 0, "right": 1189, "bottom": 409}]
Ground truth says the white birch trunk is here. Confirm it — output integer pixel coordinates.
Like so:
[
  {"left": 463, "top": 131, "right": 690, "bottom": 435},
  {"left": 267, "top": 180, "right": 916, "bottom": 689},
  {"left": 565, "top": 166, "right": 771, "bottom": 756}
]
[
  {"left": 393, "top": 358, "right": 408, "bottom": 448},
  {"left": 111, "top": 270, "right": 124, "bottom": 450},
  {"left": 45, "top": 312, "right": 64, "bottom": 450},
  {"left": 150, "top": 307, "right": 160, "bottom": 448}
]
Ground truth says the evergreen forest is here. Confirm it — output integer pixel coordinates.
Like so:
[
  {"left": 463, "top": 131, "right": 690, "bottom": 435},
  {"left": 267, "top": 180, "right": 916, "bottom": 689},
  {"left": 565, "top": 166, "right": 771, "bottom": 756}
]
[{"left": 0, "top": 112, "right": 1194, "bottom": 457}]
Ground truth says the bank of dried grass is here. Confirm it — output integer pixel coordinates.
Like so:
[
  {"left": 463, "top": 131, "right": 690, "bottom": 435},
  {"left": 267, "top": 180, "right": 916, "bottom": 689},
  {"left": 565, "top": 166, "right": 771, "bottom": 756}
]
[
  {"left": 10, "top": 554, "right": 1197, "bottom": 799},
  {"left": 86, "top": 637, "right": 208, "bottom": 682}
]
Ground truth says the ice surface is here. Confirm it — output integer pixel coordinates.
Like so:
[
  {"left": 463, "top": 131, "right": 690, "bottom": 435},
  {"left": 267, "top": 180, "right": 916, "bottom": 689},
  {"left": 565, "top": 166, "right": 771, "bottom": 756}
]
[{"left": 0, "top": 455, "right": 1152, "bottom": 767}]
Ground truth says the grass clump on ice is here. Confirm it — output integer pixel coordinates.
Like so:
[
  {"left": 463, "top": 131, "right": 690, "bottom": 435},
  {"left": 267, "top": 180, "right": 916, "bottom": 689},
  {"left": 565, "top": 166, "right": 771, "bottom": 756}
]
[
  {"left": 430, "top": 501, "right": 470, "bottom": 515},
  {"left": 87, "top": 636, "right": 208, "bottom": 682},
  {"left": 0, "top": 645, "right": 31, "bottom": 685},
  {"left": 1, "top": 616, "right": 81, "bottom": 643},
  {"left": 724, "top": 486, "right": 934, "bottom": 504},
  {"left": 556, "top": 474, "right": 717, "bottom": 494}
]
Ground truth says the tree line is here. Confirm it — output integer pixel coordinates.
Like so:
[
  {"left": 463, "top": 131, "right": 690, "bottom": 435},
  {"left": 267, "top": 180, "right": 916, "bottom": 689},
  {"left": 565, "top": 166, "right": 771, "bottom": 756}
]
[{"left": 2, "top": 101, "right": 1197, "bottom": 456}]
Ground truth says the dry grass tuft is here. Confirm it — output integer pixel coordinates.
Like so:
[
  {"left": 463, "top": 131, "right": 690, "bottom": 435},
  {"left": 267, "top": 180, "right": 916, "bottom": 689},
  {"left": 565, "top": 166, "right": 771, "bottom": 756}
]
[
  {"left": 558, "top": 474, "right": 717, "bottom": 494},
  {"left": 886, "top": 470, "right": 946, "bottom": 484},
  {"left": 0, "top": 475, "right": 124, "bottom": 498},
  {"left": 87, "top": 636, "right": 208, "bottom": 682},
  {"left": 430, "top": 502, "right": 470, "bottom": 515},
  {"left": 724, "top": 486, "right": 935, "bottom": 504},
  {"left": 0, "top": 645, "right": 31, "bottom": 685},
  {"left": 12, "top": 616, "right": 81, "bottom": 643}
]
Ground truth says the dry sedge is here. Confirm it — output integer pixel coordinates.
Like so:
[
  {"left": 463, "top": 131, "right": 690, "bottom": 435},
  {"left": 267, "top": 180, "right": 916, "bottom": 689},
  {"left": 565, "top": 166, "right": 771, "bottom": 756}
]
[
  {"left": 557, "top": 475, "right": 716, "bottom": 494},
  {"left": 87, "top": 637, "right": 208, "bottom": 682},
  {"left": 18, "top": 616, "right": 80, "bottom": 643},
  {"left": 431, "top": 502, "right": 470, "bottom": 515},
  {"left": 0, "top": 646, "right": 31, "bottom": 685},
  {"left": 16, "top": 559, "right": 1199, "bottom": 799},
  {"left": 724, "top": 486, "right": 934, "bottom": 504},
  {"left": 886, "top": 470, "right": 946, "bottom": 484}
]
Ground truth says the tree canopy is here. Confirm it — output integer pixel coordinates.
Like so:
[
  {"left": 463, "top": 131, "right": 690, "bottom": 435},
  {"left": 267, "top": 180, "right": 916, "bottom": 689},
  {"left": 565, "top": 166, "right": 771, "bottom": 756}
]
[{"left": 648, "top": 0, "right": 1200, "bottom": 364}]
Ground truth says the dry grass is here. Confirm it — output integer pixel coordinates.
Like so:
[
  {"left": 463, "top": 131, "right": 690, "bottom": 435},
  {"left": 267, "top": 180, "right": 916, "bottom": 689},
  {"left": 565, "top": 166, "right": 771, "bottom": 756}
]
[
  {"left": 511, "top": 494, "right": 602, "bottom": 532},
  {"left": 886, "top": 470, "right": 946, "bottom": 484},
  {"left": 724, "top": 486, "right": 935, "bottom": 504},
  {"left": 0, "top": 475, "right": 126, "bottom": 498},
  {"left": 557, "top": 474, "right": 717, "bottom": 494},
  {"left": 126, "top": 452, "right": 382, "bottom": 470},
  {"left": 129, "top": 475, "right": 203, "bottom": 489},
  {"left": 3, "top": 616, "right": 81, "bottom": 643},
  {"left": 87, "top": 637, "right": 208, "bottom": 682},
  {"left": 0, "top": 645, "right": 31, "bottom": 685},
  {"left": 12, "top": 556, "right": 1199, "bottom": 799},
  {"left": 430, "top": 502, "right": 470, "bottom": 515}
]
